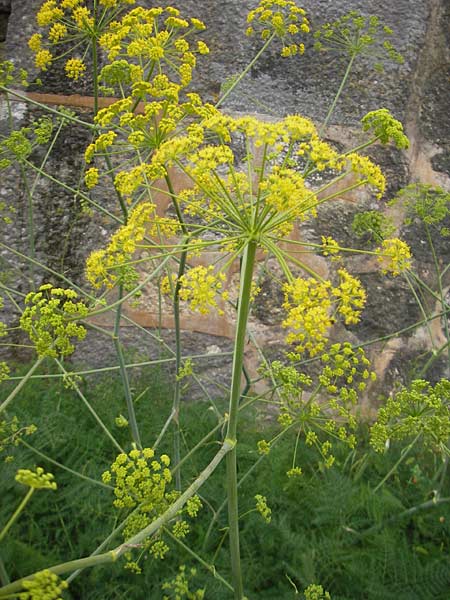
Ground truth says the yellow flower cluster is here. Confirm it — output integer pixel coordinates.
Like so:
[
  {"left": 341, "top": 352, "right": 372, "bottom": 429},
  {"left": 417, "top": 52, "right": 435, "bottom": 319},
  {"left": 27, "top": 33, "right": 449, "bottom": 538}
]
[
  {"left": 370, "top": 379, "right": 450, "bottom": 453},
  {"left": 361, "top": 108, "right": 409, "bottom": 149},
  {"left": 48, "top": 22, "right": 67, "bottom": 42},
  {"left": 282, "top": 277, "right": 333, "bottom": 356},
  {"left": 20, "top": 284, "right": 88, "bottom": 358},
  {"left": 102, "top": 447, "right": 193, "bottom": 569},
  {"left": 36, "top": 1, "right": 64, "bottom": 27},
  {"left": 15, "top": 467, "right": 57, "bottom": 490},
  {"left": 246, "top": 0, "right": 310, "bottom": 57},
  {"left": 84, "top": 167, "right": 99, "bottom": 189},
  {"left": 30, "top": 0, "right": 137, "bottom": 79},
  {"left": 18, "top": 569, "right": 68, "bottom": 600},
  {"left": 102, "top": 447, "right": 172, "bottom": 509},
  {"left": 267, "top": 354, "right": 368, "bottom": 473},
  {"left": 376, "top": 237, "right": 412, "bottom": 275},
  {"left": 85, "top": 202, "right": 155, "bottom": 288},
  {"left": 114, "top": 162, "right": 165, "bottom": 197},
  {"left": 282, "top": 271, "right": 366, "bottom": 356},
  {"left": 64, "top": 57, "right": 86, "bottom": 80},
  {"left": 177, "top": 265, "right": 227, "bottom": 315},
  {"left": 319, "top": 343, "right": 375, "bottom": 400},
  {"left": 298, "top": 137, "right": 342, "bottom": 171},
  {"left": 84, "top": 131, "right": 117, "bottom": 163},
  {"left": 347, "top": 153, "right": 386, "bottom": 198},
  {"left": 255, "top": 494, "right": 272, "bottom": 523},
  {"left": 259, "top": 166, "right": 316, "bottom": 215},
  {"left": 333, "top": 268, "right": 366, "bottom": 324},
  {"left": 98, "top": 6, "right": 208, "bottom": 89},
  {"left": 321, "top": 235, "right": 341, "bottom": 257}
]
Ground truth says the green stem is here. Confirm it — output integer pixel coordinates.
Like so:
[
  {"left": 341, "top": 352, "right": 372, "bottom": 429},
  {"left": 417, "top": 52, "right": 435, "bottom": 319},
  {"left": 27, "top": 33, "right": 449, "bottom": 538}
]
[
  {"left": 215, "top": 34, "right": 276, "bottom": 108},
  {"left": 19, "top": 163, "right": 35, "bottom": 288},
  {"left": 320, "top": 53, "right": 356, "bottom": 135},
  {"left": 91, "top": 35, "right": 99, "bottom": 116},
  {"left": 165, "top": 174, "right": 189, "bottom": 491},
  {"left": 225, "top": 240, "right": 257, "bottom": 599},
  {"left": 0, "top": 441, "right": 233, "bottom": 598},
  {"left": 0, "top": 357, "right": 46, "bottom": 415},
  {"left": 425, "top": 223, "right": 450, "bottom": 370},
  {"left": 54, "top": 358, "right": 124, "bottom": 454},
  {"left": 164, "top": 528, "right": 234, "bottom": 593},
  {"left": 20, "top": 440, "right": 113, "bottom": 491},
  {"left": 373, "top": 432, "right": 421, "bottom": 493},
  {"left": 2, "top": 87, "right": 97, "bottom": 129},
  {"left": 113, "top": 284, "right": 142, "bottom": 449},
  {"left": 0, "top": 557, "right": 9, "bottom": 587},
  {"left": 0, "top": 488, "right": 34, "bottom": 544}
]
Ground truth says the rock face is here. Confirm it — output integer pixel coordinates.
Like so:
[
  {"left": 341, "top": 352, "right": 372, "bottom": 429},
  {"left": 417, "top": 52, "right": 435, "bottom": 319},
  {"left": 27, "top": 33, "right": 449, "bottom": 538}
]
[{"left": 0, "top": 0, "right": 449, "bottom": 403}]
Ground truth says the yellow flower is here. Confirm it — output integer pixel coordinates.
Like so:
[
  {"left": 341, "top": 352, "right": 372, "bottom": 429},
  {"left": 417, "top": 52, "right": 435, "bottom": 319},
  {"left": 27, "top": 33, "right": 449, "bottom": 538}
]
[
  {"left": 48, "top": 22, "right": 68, "bottom": 43},
  {"left": 197, "top": 40, "right": 210, "bottom": 54},
  {"left": 246, "top": 0, "right": 309, "bottom": 56},
  {"left": 65, "top": 57, "right": 86, "bottom": 80},
  {"left": 377, "top": 238, "right": 412, "bottom": 275},
  {"left": 35, "top": 49, "right": 53, "bottom": 70},
  {"left": 28, "top": 33, "right": 42, "bottom": 52},
  {"left": 283, "top": 277, "right": 333, "bottom": 356},
  {"left": 190, "top": 18, "right": 206, "bottom": 30},
  {"left": 72, "top": 6, "right": 94, "bottom": 30},
  {"left": 333, "top": 269, "right": 366, "bottom": 324},
  {"left": 178, "top": 265, "right": 226, "bottom": 315},
  {"left": 84, "top": 167, "right": 99, "bottom": 189},
  {"left": 36, "top": 1, "right": 64, "bottom": 27},
  {"left": 346, "top": 153, "right": 386, "bottom": 198}
]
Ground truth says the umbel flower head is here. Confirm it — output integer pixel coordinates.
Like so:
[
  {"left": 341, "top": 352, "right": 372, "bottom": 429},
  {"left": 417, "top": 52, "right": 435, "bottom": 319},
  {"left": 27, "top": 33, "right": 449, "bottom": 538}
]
[
  {"left": 370, "top": 379, "right": 450, "bottom": 454},
  {"left": 103, "top": 447, "right": 202, "bottom": 569},
  {"left": 29, "top": 0, "right": 137, "bottom": 79},
  {"left": 282, "top": 269, "right": 366, "bottom": 357},
  {"left": 246, "top": 0, "right": 310, "bottom": 57},
  {"left": 20, "top": 284, "right": 89, "bottom": 358},
  {"left": 313, "top": 10, "right": 404, "bottom": 67},
  {"left": 98, "top": 6, "right": 209, "bottom": 92},
  {"left": 259, "top": 343, "right": 375, "bottom": 473}
]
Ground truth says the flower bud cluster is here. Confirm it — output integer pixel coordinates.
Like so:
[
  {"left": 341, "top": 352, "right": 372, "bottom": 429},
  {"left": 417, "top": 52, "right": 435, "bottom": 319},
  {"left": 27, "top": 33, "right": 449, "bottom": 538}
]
[
  {"left": 15, "top": 467, "right": 57, "bottom": 490},
  {"left": 20, "top": 285, "right": 88, "bottom": 358},
  {"left": 18, "top": 569, "right": 67, "bottom": 600}
]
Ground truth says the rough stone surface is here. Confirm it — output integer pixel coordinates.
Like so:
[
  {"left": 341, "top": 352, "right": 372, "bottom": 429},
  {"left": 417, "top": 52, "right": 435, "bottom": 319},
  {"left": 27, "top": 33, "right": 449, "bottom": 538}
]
[{"left": 1, "top": 0, "right": 450, "bottom": 404}]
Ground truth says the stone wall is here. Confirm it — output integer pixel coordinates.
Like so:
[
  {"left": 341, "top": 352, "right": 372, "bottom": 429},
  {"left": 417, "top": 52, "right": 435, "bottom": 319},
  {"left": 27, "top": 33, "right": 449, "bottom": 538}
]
[{"left": 0, "top": 0, "right": 449, "bottom": 404}]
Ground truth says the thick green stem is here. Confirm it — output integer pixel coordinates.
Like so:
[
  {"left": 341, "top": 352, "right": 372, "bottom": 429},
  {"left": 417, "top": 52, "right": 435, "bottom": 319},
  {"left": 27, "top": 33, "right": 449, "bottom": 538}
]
[
  {"left": 225, "top": 240, "right": 257, "bottom": 599},
  {"left": 0, "top": 441, "right": 232, "bottom": 598}
]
